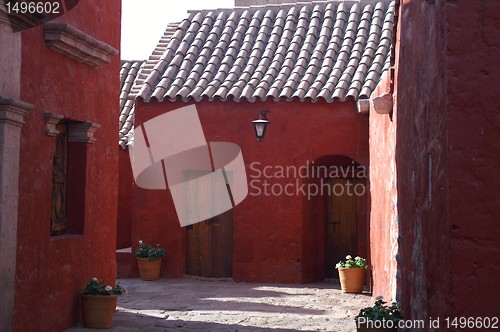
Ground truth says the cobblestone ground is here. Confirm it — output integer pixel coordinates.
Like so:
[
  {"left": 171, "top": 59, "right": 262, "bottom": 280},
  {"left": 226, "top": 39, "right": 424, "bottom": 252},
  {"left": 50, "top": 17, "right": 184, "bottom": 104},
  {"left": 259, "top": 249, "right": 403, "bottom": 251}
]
[{"left": 66, "top": 278, "right": 373, "bottom": 331}]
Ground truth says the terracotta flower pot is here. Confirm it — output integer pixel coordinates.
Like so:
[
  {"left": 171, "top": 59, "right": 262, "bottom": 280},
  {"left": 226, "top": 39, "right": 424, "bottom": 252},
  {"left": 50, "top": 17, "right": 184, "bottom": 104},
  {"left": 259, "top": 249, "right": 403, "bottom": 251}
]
[
  {"left": 81, "top": 294, "right": 117, "bottom": 329},
  {"left": 338, "top": 267, "right": 366, "bottom": 293},
  {"left": 137, "top": 257, "right": 162, "bottom": 280}
]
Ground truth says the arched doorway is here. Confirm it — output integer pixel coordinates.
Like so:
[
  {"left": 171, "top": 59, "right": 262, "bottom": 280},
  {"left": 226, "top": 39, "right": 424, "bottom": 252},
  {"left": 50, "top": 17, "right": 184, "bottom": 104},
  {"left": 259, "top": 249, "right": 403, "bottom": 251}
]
[
  {"left": 324, "top": 177, "right": 364, "bottom": 277},
  {"left": 307, "top": 155, "right": 368, "bottom": 280}
]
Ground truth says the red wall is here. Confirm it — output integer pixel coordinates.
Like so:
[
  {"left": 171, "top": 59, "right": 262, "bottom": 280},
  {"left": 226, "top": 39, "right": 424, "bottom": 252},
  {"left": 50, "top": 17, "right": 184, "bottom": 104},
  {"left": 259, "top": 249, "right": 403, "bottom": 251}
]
[
  {"left": 13, "top": 1, "right": 121, "bottom": 330},
  {"left": 118, "top": 148, "right": 134, "bottom": 249},
  {"left": 447, "top": 0, "right": 500, "bottom": 318},
  {"left": 128, "top": 98, "right": 369, "bottom": 283},
  {"left": 394, "top": 0, "right": 450, "bottom": 321},
  {"left": 368, "top": 72, "right": 399, "bottom": 301},
  {"left": 371, "top": 0, "right": 500, "bottom": 325}
]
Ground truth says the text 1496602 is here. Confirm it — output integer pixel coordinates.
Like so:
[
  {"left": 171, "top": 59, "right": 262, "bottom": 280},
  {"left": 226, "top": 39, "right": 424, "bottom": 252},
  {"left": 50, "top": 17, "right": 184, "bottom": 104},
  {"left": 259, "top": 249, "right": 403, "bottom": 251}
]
[{"left": 5, "top": 1, "right": 60, "bottom": 15}]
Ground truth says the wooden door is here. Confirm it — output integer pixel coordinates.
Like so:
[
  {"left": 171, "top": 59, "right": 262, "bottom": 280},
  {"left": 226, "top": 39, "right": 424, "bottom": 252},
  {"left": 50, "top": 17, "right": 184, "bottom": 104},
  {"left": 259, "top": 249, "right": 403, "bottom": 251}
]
[
  {"left": 186, "top": 209, "right": 233, "bottom": 278},
  {"left": 325, "top": 178, "right": 358, "bottom": 278}
]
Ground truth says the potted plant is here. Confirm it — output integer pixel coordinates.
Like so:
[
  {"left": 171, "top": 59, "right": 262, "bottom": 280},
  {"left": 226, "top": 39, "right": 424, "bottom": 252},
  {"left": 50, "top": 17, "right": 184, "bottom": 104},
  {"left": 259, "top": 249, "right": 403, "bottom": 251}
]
[
  {"left": 335, "top": 255, "right": 367, "bottom": 293},
  {"left": 355, "top": 296, "right": 402, "bottom": 331},
  {"left": 135, "top": 240, "right": 166, "bottom": 281},
  {"left": 81, "top": 277, "right": 126, "bottom": 329}
]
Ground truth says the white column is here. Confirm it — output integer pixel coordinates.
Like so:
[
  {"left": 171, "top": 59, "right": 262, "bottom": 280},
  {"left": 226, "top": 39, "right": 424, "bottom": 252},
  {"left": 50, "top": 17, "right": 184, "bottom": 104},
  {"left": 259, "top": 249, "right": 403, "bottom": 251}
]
[{"left": 0, "top": 96, "right": 31, "bottom": 332}]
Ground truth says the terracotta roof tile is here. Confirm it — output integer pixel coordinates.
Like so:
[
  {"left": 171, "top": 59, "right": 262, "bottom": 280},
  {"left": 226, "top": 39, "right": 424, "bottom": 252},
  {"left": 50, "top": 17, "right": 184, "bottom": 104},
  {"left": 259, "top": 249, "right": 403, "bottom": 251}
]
[
  {"left": 119, "top": 1, "right": 396, "bottom": 145},
  {"left": 133, "top": 0, "right": 395, "bottom": 104},
  {"left": 118, "top": 19, "right": 185, "bottom": 147},
  {"left": 119, "top": 60, "right": 145, "bottom": 148}
]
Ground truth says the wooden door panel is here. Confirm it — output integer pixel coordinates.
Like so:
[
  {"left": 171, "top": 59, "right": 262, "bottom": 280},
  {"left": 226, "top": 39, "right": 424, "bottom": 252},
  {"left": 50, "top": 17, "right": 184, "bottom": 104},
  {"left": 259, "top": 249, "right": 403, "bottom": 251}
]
[
  {"left": 186, "top": 211, "right": 233, "bottom": 278},
  {"left": 186, "top": 224, "right": 200, "bottom": 276},
  {"left": 198, "top": 221, "right": 213, "bottom": 277},
  {"left": 325, "top": 178, "right": 358, "bottom": 278},
  {"left": 186, "top": 221, "right": 213, "bottom": 277},
  {"left": 212, "top": 210, "right": 233, "bottom": 278}
]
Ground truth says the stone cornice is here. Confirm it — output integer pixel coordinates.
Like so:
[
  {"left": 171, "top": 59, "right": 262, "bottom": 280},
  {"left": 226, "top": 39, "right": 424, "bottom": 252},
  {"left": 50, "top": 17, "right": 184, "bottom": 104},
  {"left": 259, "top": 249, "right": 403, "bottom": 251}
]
[
  {"left": 44, "top": 22, "right": 118, "bottom": 67},
  {"left": 67, "top": 121, "right": 100, "bottom": 143},
  {"left": 44, "top": 112, "right": 64, "bottom": 136},
  {"left": 0, "top": 96, "right": 33, "bottom": 126}
]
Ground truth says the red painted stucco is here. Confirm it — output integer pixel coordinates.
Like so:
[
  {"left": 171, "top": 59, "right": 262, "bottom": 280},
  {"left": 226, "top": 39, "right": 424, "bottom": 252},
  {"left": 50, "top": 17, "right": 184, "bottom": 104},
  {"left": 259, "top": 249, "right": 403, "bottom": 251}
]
[
  {"left": 124, "top": 98, "right": 369, "bottom": 283},
  {"left": 368, "top": 71, "right": 399, "bottom": 302},
  {"left": 13, "top": 1, "right": 121, "bottom": 330},
  {"left": 447, "top": 0, "right": 500, "bottom": 318},
  {"left": 393, "top": 0, "right": 450, "bottom": 322},
  {"left": 370, "top": 0, "right": 500, "bottom": 326},
  {"left": 118, "top": 148, "right": 134, "bottom": 249},
  {"left": 370, "top": 0, "right": 451, "bottom": 322}
]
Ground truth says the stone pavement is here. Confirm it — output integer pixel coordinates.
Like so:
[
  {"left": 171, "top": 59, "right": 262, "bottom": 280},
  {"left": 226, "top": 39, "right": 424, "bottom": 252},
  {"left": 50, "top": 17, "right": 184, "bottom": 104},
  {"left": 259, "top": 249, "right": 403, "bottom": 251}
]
[{"left": 66, "top": 278, "right": 373, "bottom": 331}]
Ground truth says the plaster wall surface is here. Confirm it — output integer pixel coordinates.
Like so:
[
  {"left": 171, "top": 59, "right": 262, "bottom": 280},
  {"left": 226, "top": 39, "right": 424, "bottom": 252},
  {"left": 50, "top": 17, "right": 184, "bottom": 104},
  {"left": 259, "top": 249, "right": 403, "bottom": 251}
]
[
  {"left": 394, "top": 0, "right": 449, "bottom": 322},
  {"left": 368, "top": 72, "right": 398, "bottom": 301},
  {"left": 447, "top": 0, "right": 500, "bottom": 317},
  {"left": 129, "top": 99, "right": 369, "bottom": 283},
  {"left": 392, "top": 0, "right": 450, "bottom": 323},
  {"left": 370, "top": 0, "right": 450, "bottom": 323},
  {"left": 118, "top": 148, "right": 134, "bottom": 249},
  {"left": 12, "top": 1, "right": 121, "bottom": 330},
  {"left": 372, "top": 0, "right": 500, "bottom": 324}
]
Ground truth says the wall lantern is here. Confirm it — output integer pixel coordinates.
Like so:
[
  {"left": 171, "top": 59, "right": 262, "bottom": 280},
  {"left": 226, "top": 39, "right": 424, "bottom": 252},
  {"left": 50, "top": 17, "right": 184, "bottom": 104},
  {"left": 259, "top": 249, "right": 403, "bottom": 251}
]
[{"left": 252, "top": 110, "right": 270, "bottom": 141}]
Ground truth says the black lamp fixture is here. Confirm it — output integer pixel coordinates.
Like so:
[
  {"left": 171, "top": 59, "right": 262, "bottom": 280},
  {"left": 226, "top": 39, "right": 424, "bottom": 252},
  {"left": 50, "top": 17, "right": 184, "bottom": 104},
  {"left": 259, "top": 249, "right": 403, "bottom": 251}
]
[{"left": 252, "top": 110, "right": 270, "bottom": 141}]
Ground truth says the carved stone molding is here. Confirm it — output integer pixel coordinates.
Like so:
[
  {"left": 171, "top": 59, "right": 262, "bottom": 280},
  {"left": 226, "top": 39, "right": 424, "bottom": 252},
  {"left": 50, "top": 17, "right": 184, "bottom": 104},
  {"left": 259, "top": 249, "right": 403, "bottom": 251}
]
[
  {"left": 67, "top": 121, "right": 100, "bottom": 143},
  {"left": 0, "top": 96, "right": 33, "bottom": 126},
  {"left": 0, "top": 94, "right": 31, "bottom": 332},
  {"left": 44, "top": 22, "right": 118, "bottom": 67},
  {"left": 44, "top": 112, "right": 64, "bottom": 136}
]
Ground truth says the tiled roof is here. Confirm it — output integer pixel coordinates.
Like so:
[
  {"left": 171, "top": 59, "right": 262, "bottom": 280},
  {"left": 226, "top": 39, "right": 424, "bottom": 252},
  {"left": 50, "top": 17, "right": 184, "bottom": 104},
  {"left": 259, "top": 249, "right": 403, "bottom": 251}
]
[
  {"left": 119, "top": 23, "right": 180, "bottom": 148},
  {"left": 119, "top": 0, "right": 396, "bottom": 147},
  {"left": 136, "top": 0, "right": 396, "bottom": 103},
  {"left": 119, "top": 60, "right": 144, "bottom": 148}
]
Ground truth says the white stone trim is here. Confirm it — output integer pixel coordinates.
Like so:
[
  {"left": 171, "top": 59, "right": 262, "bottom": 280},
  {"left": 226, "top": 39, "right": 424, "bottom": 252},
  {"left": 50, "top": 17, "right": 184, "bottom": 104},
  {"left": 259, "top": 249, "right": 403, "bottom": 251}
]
[
  {"left": 0, "top": 96, "right": 32, "bottom": 126},
  {"left": 44, "top": 22, "right": 118, "bottom": 67},
  {"left": 0, "top": 95, "right": 31, "bottom": 332},
  {"left": 44, "top": 112, "right": 64, "bottom": 136}
]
